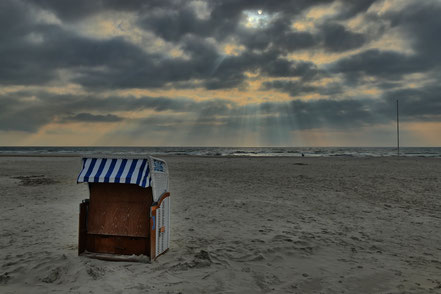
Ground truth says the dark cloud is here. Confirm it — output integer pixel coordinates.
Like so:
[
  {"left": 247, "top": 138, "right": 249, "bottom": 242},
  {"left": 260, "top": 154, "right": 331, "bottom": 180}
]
[
  {"left": 236, "top": 24, "right": 318, "bottom": 53},
  {"left": 208, "top": 0, "right": 334, "bottom": 16},
  {"left": 336, "top": 0, "right": 378, "bottom": 19},
  {"left": 1, "top": 0, "right": 441, "bottom": 145},
  {"left": 0, "top": 91, "right": 237, "bottom": 132},
  {"left": 138, "top": 0, "right": 369, "bottom": 55},
  {"left": 139, "top": 7, "right": 209, "bottom": 42},
  {"left": 330, "top": 49, "right": 425, "bottom": 82},
  {"left": 215, "top": 0, "right": 370, "bottom": 53},
  {"left": 236, "top": 17, "right": 368, "bottom": 54},
  {"left": 29, "top": 0, "right": 174, "bottom": 21},
  {"left": 262, "top": 80, "right": 342, "bottom": 97},
  {"left": 0, "top": 1, "right": 34, "bottom": 40},
  {"left": 0, "top": 18, "right": 241, "bottom": 89},
  {"left": 119, "top": 97, "right": 384, "bottom": 145},
  {"left": 0, "top": 106, "right": 53, "bottom": 133},
  {"left": 62, "top": 113, "right": 123, "bottom": 123},
  {"left": 388, "top": 1, "right": 441, "bottom": 62},
  {"left": 284, "top": 98, "right": 382, "bottom": 129},
  {"left": 320, "top": 22, "right": 366, "bottom": 52},
  {"left": 382, "top": 84, "right": 441, "bottom": 121},
  {"left": 3, "top": 81, "right": 440, "bottom": 134},
  {"left": 330, "top": 1, "right": 441, "bottom": 86},
  {"left": 261, "top": 59, "right": 321, "bottom": 80},
  {"left": 138, "top": 0, "right": 365, "bottom": 54},
  {"left": 0, "top": 2, "right": 158, "bottom": 87},
  {"left": 0, "top": 0, "right": 372, "bottom": 91},
  {"left": 204, "top": 0, "right": 334, "bottom": 41},
  {"left": 32, "top": 0, "right": 332, "bottom": 42}
]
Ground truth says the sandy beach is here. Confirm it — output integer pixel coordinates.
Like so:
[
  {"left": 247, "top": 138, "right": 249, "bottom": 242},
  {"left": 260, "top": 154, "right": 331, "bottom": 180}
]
[{"left": 1, "top": 156, "right": 441, "bottom": 293}]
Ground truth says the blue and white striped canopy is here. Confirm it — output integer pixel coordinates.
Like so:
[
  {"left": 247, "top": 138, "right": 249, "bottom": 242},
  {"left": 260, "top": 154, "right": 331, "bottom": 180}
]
[{"left": 77, "top": 158, "right": 151, "bottom": 188}]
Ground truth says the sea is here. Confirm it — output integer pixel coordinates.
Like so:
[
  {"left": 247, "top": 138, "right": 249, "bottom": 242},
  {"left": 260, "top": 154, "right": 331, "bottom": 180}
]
[{"left": 0, "top": 146, "right": 440, "bottom": 158}]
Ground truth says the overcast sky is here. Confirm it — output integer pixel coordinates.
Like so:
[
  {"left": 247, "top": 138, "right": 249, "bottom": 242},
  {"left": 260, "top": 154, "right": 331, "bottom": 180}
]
[{"left": 1, "top": 0, "right": 440, "bottom": 146}]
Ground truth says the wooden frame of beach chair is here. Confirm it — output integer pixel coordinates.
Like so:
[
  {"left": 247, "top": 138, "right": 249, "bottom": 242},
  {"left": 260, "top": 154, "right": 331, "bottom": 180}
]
[{"left": 77, "top": 156, "right": 170, "bottom": 262}]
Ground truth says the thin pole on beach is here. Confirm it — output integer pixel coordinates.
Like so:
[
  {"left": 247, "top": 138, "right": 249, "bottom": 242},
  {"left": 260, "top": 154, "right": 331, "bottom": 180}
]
[{"left": 396, "top": 99, "right": 400, "bottom": 156}]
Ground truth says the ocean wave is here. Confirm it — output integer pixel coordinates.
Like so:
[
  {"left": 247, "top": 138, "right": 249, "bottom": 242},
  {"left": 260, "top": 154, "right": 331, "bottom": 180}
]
[{"left": 0, "top": 147, "right": 440, "bottom": 158}]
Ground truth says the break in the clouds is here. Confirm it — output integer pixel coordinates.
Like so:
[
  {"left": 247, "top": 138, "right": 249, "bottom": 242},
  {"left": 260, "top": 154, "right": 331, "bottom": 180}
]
[{"left": 1, "top": 0, "right": 440, "bottom": 146}]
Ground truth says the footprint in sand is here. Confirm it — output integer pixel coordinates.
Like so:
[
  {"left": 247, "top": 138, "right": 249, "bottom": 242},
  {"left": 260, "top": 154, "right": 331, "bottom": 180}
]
[
  {"left": 86, "top": 265, "right": 105, "bottom": 280},
  {"left": 0, "top": 272, "right": 11, "bottom": 285}
]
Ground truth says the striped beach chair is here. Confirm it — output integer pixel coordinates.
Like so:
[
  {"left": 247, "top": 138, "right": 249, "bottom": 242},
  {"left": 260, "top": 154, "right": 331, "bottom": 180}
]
[{"left": 77, "top": 156, "right": 170, "bottom": 261}]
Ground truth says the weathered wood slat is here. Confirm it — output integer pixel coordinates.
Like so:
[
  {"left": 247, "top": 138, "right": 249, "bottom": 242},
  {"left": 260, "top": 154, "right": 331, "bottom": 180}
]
[
  {"left": 78, "top": 200, "right": 88, "bottom": 255},
  {"left": 87, "top": 183, "right": 152, "bottom": 237},
  {"left": 85, "top": 234, "right": 149, "bottom": 255}
]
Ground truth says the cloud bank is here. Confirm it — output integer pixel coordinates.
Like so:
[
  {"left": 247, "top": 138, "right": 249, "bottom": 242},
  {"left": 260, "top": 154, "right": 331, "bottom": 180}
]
[{"left": 1, "top": 0, "right": 440, "bottom": 146}]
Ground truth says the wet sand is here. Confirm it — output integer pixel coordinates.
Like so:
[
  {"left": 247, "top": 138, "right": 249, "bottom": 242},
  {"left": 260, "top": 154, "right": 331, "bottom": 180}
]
[{"left": 1, "top": 156, "right": 441, "bottom": 293}]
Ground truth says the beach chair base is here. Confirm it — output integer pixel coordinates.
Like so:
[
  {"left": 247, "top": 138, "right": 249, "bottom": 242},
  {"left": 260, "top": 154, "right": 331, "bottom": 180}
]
[{"left": 78, "top": 183, "right": 170, "bottom": 261}]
